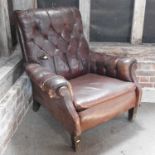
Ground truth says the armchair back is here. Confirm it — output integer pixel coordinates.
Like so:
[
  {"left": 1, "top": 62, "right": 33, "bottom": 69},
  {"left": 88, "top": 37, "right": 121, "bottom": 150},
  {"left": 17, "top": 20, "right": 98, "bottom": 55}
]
[{"left": 16, "top": 8, "right": 90, "bottom": 79}]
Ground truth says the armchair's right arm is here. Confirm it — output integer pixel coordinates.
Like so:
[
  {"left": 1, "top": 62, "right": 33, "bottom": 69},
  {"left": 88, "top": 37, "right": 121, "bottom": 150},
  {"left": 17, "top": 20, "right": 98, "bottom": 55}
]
[
  {"left": 26, "top": 63, "right": 81, "bottom": 136},
  {"left": 89, "top": 51, "right": 142, "bottom": 107},
  {"left": 89, "top": 51, "right": 137, "bottom": 82}
]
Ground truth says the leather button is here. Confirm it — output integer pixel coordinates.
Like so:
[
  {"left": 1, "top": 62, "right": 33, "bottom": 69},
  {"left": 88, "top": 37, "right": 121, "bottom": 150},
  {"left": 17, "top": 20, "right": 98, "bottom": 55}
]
[
  {"left": 55, "top": 49, "right": 59, "bottom": 53},
  {"left": 71, "top": 35, "right": 74, "bottom": 39},
  {"left": 43, "top": 34, "right": 48, "bottom": 39},
  {"left": 39, "top": 54, "right": 48, "bottom": 60}
]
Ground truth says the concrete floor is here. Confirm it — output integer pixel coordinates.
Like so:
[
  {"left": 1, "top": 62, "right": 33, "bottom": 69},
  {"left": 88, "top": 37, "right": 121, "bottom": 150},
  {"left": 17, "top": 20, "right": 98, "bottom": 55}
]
[{"left": 4, "top": 103, "right": 155, "bottom": 155}]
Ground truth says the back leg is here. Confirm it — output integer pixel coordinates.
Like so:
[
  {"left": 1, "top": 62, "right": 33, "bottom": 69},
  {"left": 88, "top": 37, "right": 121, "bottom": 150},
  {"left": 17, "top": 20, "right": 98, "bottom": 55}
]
[
  {"left": 33, "top": 100, "right": 41, "bottom": 112},
  {"left": 128, "top": 107, "right": 137, "bottom": 121}
]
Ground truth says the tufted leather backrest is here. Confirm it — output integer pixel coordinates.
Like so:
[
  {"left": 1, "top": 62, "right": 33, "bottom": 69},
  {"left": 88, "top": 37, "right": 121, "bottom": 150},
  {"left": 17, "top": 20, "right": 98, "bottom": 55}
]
[{"left": 16, "top": 8, "right": 90, "bottom": 79}]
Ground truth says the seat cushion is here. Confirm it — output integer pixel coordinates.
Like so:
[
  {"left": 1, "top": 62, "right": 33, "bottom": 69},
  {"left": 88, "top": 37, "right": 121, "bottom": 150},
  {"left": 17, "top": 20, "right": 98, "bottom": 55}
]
[{"left": 70, "top": 73, "right": 136, "bottom": 111}]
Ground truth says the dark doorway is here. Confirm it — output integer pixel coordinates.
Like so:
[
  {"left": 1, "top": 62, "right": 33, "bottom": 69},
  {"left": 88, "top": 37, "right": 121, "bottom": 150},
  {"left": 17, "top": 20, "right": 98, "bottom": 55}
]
[{"left": 90, "top": 0, "right": 134, "bottom": 42}]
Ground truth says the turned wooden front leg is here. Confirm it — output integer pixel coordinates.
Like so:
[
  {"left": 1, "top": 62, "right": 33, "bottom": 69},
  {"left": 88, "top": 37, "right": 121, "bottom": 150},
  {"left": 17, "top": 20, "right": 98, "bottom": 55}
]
[{"left": 71, "top": 134, "right": 81, "bottom": 151}]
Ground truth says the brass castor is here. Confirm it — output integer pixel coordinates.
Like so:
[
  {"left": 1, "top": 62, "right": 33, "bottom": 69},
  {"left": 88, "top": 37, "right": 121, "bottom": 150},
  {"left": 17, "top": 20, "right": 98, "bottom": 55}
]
[
  {"left": 71, "top": 134, "right": 81, "bottom": 151},
  {"left": 128, "top": 107, "right": 137, "bottom": 121},
  {"left": 33, "top": 101, "right": 41, "bottom": 112}
]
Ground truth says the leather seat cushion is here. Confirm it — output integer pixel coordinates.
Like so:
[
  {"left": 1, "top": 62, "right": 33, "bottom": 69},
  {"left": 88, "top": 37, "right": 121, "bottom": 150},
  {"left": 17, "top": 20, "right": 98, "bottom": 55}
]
[{"left": 70, "top": 73, "right": 136, "bottom": 111}]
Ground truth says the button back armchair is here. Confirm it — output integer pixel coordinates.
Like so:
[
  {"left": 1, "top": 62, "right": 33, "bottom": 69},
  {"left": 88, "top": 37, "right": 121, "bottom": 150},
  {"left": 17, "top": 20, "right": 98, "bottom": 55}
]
[{"left": 15, "top": 8, "right": 142, "bottom": 151}]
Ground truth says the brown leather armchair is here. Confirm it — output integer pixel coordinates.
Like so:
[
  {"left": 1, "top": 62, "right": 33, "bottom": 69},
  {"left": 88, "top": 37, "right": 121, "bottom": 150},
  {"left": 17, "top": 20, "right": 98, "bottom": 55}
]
[{"left": 15, "top": 8, "right": 142, "bottom": 151}]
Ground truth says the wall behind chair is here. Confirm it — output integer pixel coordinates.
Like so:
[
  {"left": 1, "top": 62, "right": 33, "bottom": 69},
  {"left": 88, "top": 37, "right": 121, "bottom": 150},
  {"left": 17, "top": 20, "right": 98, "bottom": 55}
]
[{"left": 0, "top": 0, "right": 35, "bottom": 154}]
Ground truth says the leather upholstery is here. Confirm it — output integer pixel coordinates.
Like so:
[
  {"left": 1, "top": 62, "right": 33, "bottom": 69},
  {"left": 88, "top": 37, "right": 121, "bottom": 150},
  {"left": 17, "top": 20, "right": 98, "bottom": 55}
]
[
  {"left": 90, "top": 51, "right": 137, "bottom": 82},
  {"left": 79, "top": 91, "right": 136, "bottom": 132},
  {"left": 15, "top": 8, "right": 89, "bottom": 80},
  {"left": 70, "top": 73, "right": 136, "bottom": 111},
  {"left": 26, "top": 63, "right": 71, "bottom": 97},
  {"left": 26, "top": 63, "right": 81, "bottom": 135},
  {"left": 15, "top": 7, "right": 142, "bottom": 139}
]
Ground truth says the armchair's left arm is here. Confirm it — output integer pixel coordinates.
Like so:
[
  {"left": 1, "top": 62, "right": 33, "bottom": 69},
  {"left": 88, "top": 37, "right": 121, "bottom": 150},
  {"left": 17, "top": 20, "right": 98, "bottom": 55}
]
[
  {"left": 26, "top": 63, "right": 81, "bottom": 136},
  {"left": 26, "top": 63, "right": 70, "bottom": 97}
]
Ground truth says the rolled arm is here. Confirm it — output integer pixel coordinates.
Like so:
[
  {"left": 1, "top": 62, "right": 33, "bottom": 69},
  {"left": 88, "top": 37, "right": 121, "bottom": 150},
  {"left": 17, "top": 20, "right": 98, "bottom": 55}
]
[
  {"left": 26, "top": 63, "right": 71, "bottom": 97},
  {"left": 89, "top": 52, "right": 137, "bottom": 82},
  {"left": 117, "top": 58, "right": 137, "bottom": 82}
]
